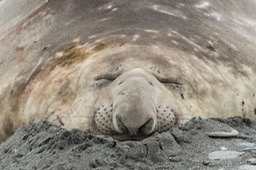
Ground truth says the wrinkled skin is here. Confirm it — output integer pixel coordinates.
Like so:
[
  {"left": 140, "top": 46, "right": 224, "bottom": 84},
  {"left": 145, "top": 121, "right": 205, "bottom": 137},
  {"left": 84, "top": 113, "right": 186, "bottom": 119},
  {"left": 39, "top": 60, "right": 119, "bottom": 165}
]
[{"left": 0, "top": 0, "right": 256, "bottom": 142}]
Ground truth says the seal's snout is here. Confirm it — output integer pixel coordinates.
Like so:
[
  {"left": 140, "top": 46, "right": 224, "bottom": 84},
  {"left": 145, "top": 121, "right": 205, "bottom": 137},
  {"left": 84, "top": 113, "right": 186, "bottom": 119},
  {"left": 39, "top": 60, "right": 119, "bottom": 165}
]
[
  {"left": 114, "top": 114, "right": 155, "bottom": 136},
  {"left": 111, "top": 69, "right": 158, "bottom": 136}
]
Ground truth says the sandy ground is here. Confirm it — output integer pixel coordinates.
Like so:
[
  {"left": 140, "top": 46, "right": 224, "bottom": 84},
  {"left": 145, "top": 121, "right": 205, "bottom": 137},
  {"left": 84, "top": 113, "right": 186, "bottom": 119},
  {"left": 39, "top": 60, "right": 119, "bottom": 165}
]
[{"left": 1, "top": 117, "right": 256, "bottom": 170}]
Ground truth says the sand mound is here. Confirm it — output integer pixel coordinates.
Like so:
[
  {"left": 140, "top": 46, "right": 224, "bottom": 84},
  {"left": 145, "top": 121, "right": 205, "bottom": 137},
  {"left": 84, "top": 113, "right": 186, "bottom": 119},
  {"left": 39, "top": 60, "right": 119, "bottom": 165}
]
[{"left": 1, "top": 117, "right": 256, "bottom": 170}]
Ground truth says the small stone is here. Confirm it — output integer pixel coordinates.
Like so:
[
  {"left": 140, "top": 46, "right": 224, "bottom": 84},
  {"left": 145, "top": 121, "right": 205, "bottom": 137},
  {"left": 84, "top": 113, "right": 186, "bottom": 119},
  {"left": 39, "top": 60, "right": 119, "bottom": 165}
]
[
  {"left": 240, "top": 142, "right": 256, "bottom": 152},
  {"left": 208, "top": 151, "right": 245, "bottom": 160},
  {"left": 205, "top": 129, "right": 239, "bottom": 138},
  {"left": 202, "top": 160, "right": 211, "bottom": 165},
  {"left": 220, "top": 147, "right": 228, "bottom": 151},
  {"left": 169, "top": 156, "right": 182, "bottom": 162},
  {"left": 241, "top": 147, "right": 256, "bottom": 152},
  {"left": 240, "top": 142, "right": 256, "bottom": 147},
  {"left": 248, "top": 158, "right": 256, "bottom": 165},
  {"left": 239, "top": 165, "right": 256, "bottom": 170}
]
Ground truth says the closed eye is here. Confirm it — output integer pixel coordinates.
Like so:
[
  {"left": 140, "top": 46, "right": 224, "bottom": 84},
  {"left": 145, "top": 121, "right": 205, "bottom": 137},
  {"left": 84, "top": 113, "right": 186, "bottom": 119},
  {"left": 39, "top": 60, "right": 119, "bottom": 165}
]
[
  {"left": 94, "top": 73, "right": 121, "bottom": 88},
  {"left": 152, "top": 73, "right": 182, "bottom": 86},
  {"left": 157, "top": 77, "right": 181, "bottom": 85},
  {"left": 160, "top": 80, "right": 182, "bottom": 90},
  {"left": 94, "top": 73, "right": 119, "bottom": 81}
]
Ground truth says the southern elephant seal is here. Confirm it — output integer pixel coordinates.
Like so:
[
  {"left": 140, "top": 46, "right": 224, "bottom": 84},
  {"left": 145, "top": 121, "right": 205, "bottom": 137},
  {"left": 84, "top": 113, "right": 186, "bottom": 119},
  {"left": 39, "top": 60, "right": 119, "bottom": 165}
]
[{"left": 0, "top": 0, "right": 256, "bottom": 142}]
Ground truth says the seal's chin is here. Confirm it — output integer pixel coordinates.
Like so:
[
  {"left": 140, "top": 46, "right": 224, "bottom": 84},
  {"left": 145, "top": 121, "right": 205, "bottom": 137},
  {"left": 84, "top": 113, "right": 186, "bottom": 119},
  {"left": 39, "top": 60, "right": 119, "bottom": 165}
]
[{"left": 110, "top": 134, "right": 153, "bottom": 141}]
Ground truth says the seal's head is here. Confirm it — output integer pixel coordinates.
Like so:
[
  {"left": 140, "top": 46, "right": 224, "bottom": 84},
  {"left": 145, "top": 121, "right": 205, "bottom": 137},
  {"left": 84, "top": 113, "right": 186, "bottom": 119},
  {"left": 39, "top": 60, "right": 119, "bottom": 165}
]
[{"left": 93, "top": 68, "right": 178, "bottom": 139}]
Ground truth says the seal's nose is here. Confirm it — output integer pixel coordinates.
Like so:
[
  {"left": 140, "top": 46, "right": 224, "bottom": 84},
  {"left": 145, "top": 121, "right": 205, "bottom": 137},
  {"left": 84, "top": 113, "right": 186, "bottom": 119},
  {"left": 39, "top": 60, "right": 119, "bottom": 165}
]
[
  {"left": 114, "top": 114, "right": 155, "bottom": 136},
  {"left": 111, "top": 68, "right": 158, "bottom": 136}
]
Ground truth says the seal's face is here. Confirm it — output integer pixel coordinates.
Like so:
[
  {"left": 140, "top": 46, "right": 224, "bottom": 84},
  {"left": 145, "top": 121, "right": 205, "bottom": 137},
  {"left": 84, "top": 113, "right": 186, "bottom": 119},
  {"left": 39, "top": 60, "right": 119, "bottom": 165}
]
[
  {"left": 83, "top": 43, "right": 183, "bottom": 139},
  {"left": 94, "top": 68, "right": 177, "bottom": 138}
]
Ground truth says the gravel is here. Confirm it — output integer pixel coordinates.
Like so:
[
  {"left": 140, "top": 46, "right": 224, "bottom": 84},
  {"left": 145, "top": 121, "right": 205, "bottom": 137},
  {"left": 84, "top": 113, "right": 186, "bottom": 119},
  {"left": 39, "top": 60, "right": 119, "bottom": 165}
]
[{"left": 1, "top": 117, "right": 256, "bottom": 170}]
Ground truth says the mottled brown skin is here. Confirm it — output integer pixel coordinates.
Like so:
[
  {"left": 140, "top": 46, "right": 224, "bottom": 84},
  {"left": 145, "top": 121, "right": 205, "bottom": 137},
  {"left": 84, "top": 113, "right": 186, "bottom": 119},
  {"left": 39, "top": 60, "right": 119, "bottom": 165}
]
[{"left": 0, "top": 0, "right": 256, "bottom": 142}]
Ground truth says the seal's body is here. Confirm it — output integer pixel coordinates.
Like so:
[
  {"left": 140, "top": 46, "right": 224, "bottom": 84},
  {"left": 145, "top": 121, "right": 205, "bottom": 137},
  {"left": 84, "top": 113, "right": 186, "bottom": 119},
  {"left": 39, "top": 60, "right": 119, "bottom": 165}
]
[{"left": 0, "top": 0, "right": 256, "bottom": 141}]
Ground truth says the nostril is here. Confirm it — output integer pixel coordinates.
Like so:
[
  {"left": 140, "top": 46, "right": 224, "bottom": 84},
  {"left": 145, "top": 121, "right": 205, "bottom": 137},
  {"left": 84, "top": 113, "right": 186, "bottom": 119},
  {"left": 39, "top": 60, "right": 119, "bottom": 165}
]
[
  {"left": 116, "top": 116, "right": 129, "bottom": 134},
  {"left": 138, "top": 118, "right": 154, "bottom": 135},
  {"left": 114, "top": 114, "right": 155, "bottom": 136}
]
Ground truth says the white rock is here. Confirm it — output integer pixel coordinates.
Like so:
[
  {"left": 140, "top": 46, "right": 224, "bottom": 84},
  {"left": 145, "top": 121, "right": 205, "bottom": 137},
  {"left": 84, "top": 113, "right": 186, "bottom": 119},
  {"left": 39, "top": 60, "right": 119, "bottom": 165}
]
[
  {"left": 239, "top": 165, "right": 256, "bottom": 170},
  {"left": 220, "top": 147, "right": 228, "bottom": 151},
  {"left": 206, "top": 129, "right": 239, "bottom": 138},
  {"left": 208, "top": 151, "right": 245, "bottom": 160},
  {"left": 248, "top": 158, "right": 256, "bottom": 165}
]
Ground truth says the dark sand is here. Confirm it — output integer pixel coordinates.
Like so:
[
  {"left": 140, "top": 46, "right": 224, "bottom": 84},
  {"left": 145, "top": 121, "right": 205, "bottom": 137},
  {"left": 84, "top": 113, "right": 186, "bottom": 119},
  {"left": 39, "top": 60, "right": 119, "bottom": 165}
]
[{"left": 1, "top": 117, "right": 256, "bottom": 170}]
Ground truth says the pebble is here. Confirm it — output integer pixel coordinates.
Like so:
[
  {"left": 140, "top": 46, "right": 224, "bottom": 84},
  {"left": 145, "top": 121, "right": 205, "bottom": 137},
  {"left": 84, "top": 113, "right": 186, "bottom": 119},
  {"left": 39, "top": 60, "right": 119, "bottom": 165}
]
[
  {"left": 208, "top": 151, "right": 245, "bottom": 160},
  {"left": 240, "top": 142, "right": 256, "bottom": 152},
  {"left": 239, "top": 165, "right": 256, "bottom": 170},
  {"left": 240, "top": 142, "right": 256, "bottom": 147},
  {"left": 205, "top": 129, "right": 239, "bottom": 138},
  {"left": 169, "top": 156, "right": 182, "bottom": 162},
  {"left": 248, "top": 158, "right": 256, "bottom": 165},
  {"left": 220, "top": 147, "right": 228, "bottom": 151},
  {"left": 241, "top": 148, "right": 256, "bottom": 152}
]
